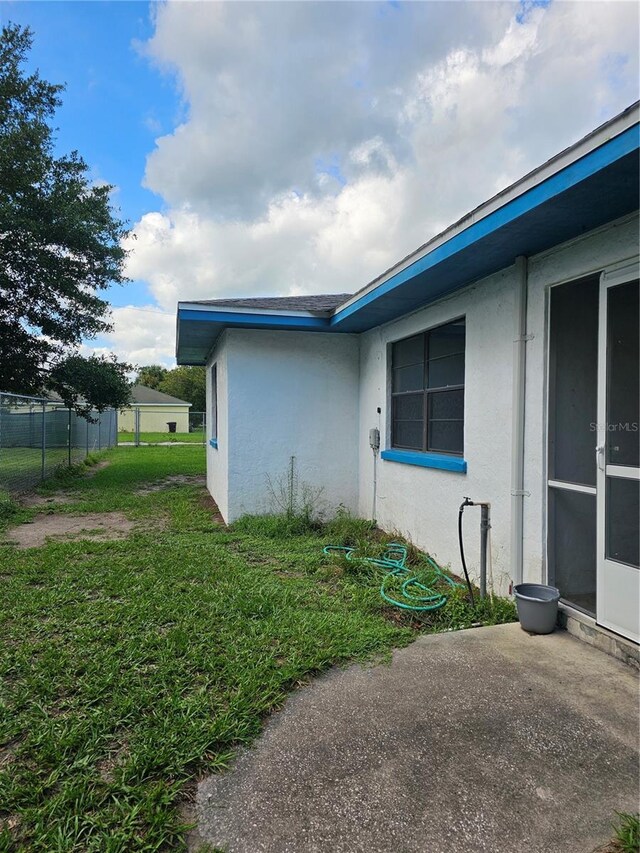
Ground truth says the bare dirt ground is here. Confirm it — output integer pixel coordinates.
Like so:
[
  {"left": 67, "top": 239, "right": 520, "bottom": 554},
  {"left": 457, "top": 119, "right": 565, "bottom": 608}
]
[
  {"left": 5, "top": 513, "right": 135, "bottom": 549},
  {"left": 83, "top": 460, "right": 111, "bottom": 477},
  {"left": 19, "top": 492, "right": 78, "bottom": 508},
  {"left": 134, "top": 474, "right": 206, "bottom": 496}
]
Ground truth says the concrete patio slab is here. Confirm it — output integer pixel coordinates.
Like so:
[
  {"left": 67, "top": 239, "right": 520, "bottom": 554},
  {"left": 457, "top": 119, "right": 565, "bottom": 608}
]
[{"left": 194, "top": 623, "right": 639, "bottom": 853}]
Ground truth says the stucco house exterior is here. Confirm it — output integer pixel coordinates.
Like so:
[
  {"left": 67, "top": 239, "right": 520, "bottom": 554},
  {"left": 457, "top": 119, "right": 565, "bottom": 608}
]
[
  {"left": 118, "top": 385, "right": 192, "bottom": 433},
  {"left": 176, "top": 104, "right": 639, "bottom": 646}
]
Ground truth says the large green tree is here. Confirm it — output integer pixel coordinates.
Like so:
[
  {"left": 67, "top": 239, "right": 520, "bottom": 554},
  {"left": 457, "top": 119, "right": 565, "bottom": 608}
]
[
  {"left": 158, "top": 366, "right": 206, "bottom": 412},
  {"left": 135, "top": 364, "right": 168, "bottom": 390},
  {"left": 0, "top": 24, "right": 128, "bottom": 395},
  {"left": 48, "top": 354, "right": 132, "bottom": 420}
]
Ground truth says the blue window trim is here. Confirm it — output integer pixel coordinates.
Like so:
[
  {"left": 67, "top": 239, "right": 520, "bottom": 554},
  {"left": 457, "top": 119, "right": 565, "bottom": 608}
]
[
  {"left": 380, "top": 449, "right": 467, "bottom": 473},
  {"left": 209, "top": 438, "right": 218, "bottom": 449}
]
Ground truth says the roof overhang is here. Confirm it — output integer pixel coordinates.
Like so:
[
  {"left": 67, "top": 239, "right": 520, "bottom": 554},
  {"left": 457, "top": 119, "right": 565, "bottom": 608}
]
[{"left": 176, "top": 105, "right": 639, "bottom": 365}]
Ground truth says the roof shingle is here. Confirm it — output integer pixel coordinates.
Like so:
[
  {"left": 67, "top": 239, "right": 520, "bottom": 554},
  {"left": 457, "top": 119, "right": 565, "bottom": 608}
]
[
  {"left": 130, "top": 385, "right": 191, "bottom": 406},
  {"left": 188, "top": 294, "right": 352, "bottom": 315}
]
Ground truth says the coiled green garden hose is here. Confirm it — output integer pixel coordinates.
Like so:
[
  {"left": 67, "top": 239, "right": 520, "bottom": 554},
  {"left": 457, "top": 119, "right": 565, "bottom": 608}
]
[{"left": 323, "top": 543, "right": 462, "bottom": 611}]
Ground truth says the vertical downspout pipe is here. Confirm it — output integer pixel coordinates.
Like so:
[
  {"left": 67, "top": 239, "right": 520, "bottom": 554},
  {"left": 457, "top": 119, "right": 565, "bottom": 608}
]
[
  {"left": 480, "top": 503, "right": 490, "bottom": 599},
  {"left": 510, "top": 256, "right": 529, "bottom": 588}
]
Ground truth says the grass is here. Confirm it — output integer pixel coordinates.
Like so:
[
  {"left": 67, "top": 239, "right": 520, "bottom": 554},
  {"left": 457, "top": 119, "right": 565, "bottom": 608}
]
[
  {"left": 611, "top": 812, "right": 639, "bottom": 853},
  {"left": 117, "top": 431, "right": 204, "bottom": 444},
  {"left": 0, "top": 447, "right": 84, "bottom": 494},
  {"left": 0, "top": 448, "right": 516, "bottom": 851}
]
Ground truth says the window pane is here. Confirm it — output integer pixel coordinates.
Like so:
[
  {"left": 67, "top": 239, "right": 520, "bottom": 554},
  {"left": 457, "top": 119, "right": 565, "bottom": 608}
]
[
  {"left": 393, "top": 334, "right": 424, "bottom": 368},
  {"left": 607, "top": 477, "right": 639, "bottom": 568},
  {"left": 393, "top": 420, "right": 423, "bottom": 450},
  {"left": 393, "top": 364, "right": 424, "bottom": 393},
  {"left": 427, "top": 420, "right": 463, "bottom": 454},
  {"left": 211, "top": 364, "right": 218, "bottom": 439},
  {"left": 428, "top": 389, "right": 464, "bottom": 421},
  {"left": 548, "top": 487, "right": 596, "bottom": 614},
  {"left": 607, "top": 280, "right": 639, "bottom": 467},
  {"left": 427, "top": 353, "right": 464, "bottom": 389},
  {"left": 394, "top": 393, "right": 423, "bottom": 421},
  {"left": 428, "top": 320, "right": 465, "bottom": 359},
  {"left": 548, "top": 276, "right": 599, "bottom": 486}
]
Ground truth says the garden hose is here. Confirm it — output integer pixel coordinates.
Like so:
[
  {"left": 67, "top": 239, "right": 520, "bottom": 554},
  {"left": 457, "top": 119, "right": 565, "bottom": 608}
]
[{"left": 323, "top": 543, "right": 463, "bottom": 612}]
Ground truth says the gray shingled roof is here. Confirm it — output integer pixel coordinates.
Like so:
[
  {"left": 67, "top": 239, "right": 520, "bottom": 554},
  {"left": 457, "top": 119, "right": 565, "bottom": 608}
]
[
  {"left": 130, "top": 385, "right": 191, "bottom": 406},
  {"left": 189, "top": 294, "right": 352, "bottom": 315}
]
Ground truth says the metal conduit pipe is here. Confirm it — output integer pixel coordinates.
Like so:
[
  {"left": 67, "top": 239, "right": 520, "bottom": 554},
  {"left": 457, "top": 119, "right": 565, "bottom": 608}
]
[
  {"left": 510, "top": 256, "right": 530, "bottom": 589},
  {"left": 459, "top": 498, "right": 491, "bottom": 601}
]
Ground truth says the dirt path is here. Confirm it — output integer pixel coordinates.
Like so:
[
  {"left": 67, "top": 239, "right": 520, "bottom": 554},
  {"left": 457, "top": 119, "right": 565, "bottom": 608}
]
[{"left": 6, "top": 513, "right": 135, "bottom": 549}]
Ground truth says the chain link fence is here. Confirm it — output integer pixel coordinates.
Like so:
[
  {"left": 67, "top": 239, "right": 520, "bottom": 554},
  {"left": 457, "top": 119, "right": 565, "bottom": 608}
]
[
  {"left": 117, "top": 407, "right": 206, "bottom": 445},
  {"left": 0, "top": 391, "right": 117, "bottom": 495}
]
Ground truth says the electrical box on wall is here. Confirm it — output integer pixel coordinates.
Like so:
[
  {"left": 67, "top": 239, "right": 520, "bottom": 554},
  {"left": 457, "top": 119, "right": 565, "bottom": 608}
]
[{"left": 369, "top": 427, "right": 380, "bottom": 450}]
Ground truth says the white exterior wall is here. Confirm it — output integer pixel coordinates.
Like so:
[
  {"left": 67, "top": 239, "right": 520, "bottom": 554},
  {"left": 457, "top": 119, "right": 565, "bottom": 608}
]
[
  {"left": 218, "top": 329, "right": 360, "bottom": 523},
  {"left": 358, "top": 268, "right": 516, "bottom": 591},
  {"left": 206, "top": 333, "right": 229, "bottom": 521},
  {"left": 357, "top": 213, "right": 639, "bottom": 593}
]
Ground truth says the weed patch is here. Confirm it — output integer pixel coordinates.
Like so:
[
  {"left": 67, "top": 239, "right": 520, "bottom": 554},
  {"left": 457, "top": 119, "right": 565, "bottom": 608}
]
[{"left": 611, "top": 812, "right": 640, "bottom": 853}]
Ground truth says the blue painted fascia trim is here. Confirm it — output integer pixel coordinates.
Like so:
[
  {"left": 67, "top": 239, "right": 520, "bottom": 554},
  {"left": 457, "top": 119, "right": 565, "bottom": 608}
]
[
  {"left": 381, "top": 449, "right": 467, "bottom": 473},
  {"left": 209, "top": 438, "right": 218, "bottom": 449},
  {"left": 179, "top": 308, "right": 330, "bottom": 331},
  {"left": 331, "top": 126, "right": 639, "bottom": 327}
]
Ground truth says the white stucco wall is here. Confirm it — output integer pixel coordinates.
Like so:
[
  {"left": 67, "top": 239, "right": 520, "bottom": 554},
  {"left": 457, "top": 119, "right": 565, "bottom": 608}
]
[
  {"left": 217, "top": 329, "right": 360, "bottom": 523},
  {"left": 358, "top": 267, "right": 516, "bottom": 592},
  {"left": 357, "top": 212, "right": 639, "bottom": 594}
]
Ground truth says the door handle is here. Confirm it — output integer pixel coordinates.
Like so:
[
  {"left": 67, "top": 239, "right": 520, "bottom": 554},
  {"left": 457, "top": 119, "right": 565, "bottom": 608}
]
[{"left": 595, "top": 444, "right": 605, "bottom": 471}]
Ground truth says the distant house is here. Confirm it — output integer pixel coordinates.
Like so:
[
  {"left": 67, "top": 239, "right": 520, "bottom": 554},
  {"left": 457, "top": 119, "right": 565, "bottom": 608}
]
[
  {"left": 119, "top": 385, "right": 192, "bottom": 433},
  {"left": 176, "top": 103, "right": 639, "bottom": 645}
]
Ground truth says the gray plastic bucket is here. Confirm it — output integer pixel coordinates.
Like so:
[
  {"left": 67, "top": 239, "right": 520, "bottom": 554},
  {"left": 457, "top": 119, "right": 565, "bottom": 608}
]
[{"left": 514, "top": 583, "right": 560, "bottom": 634}]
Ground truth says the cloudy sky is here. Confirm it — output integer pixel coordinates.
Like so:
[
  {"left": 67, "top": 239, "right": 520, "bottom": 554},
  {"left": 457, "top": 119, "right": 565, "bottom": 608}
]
[{"left": 2, "top": 0, "right": 639, "bottom": 367}]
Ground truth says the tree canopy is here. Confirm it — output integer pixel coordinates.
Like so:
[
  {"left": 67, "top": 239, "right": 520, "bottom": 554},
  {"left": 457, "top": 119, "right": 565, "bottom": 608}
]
[
  {"left": 136, "top": 365, "right": 168, "bottom": 390},
  {"left": 48, "top": 355, "right": 132, "bottom": 420},
  {"left": 0, "top": 24, "right": 128, "bottom": 396},
  {"left": 135, "top": 365, "right": 206, "bottom": 412},
  {"left": 157, "top": 367, "right": 206, "bottom": 412}
]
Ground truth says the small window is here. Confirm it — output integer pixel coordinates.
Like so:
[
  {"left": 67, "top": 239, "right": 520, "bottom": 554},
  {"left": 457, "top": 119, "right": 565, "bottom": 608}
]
[
  {"left": 391, "top": 319, "right": 465, "bottom": 455},
  {"left": 210, "top": 364, "right": 218, "bottom": 440}
]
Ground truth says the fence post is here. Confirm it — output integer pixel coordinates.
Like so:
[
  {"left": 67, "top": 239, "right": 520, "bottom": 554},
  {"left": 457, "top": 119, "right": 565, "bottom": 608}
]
[
  {"left": 68, "top": 408, "right": 72, "bottom": 468},
  {"left": 41, "top": 401, "right": 46, "bottom": 481}
]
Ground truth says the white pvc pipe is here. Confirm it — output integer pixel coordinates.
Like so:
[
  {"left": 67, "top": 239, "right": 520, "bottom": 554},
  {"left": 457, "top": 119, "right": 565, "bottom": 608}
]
[{"left": 510, "top": 256, "right": 529, "bottom": 588}]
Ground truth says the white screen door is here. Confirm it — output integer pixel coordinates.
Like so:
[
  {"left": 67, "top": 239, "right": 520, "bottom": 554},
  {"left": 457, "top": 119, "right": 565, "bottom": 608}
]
[{"left": 596, "top": 268, "right": 639, "bottom": 643}]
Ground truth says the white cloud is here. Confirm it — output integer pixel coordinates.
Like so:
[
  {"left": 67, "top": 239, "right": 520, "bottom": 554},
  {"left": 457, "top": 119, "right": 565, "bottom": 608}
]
[
  {"left": 116, "top": 0, "right": 638, "bottom": 362},
  {"left": 82, "top": 305, "right": 176, "bottom": 368}
]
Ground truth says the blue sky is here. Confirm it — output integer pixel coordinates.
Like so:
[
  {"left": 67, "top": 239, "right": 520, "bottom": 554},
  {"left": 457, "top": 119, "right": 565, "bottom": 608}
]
[
  {"left": 1, "top": 1, "right": 638, "bottom": 367},
  {"left": 0, "top": 1, "right": 174, "bottom": 308}
]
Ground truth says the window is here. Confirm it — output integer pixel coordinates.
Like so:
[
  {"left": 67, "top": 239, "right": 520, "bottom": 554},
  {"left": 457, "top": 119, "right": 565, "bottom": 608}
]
[
  {"left": 391, "top": 318, "right": 465, "bottom": 455},
  {"left": 210, "top": 364, "right": 218, "bottom": 446}
]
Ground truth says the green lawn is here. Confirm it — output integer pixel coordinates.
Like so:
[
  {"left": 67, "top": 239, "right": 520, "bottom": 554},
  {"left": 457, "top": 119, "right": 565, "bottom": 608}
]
[
  {"left": 0, "top": 446, "right": 515, "bottom": 851},
  {"left": 0, "top": 447, "right": 93, "bottom": 494},
  {"left": 117, "top": 431, "right": 204, "bottom": 444}
]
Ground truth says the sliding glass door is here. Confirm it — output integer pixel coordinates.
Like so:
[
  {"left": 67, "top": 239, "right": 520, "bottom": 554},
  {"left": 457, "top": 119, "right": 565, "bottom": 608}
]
[
  {"left": 596, "top": 271, "right": 639, "bottom": 642},
  {"left": 548, "top": 266, "right": 639, "bottom": 643}
]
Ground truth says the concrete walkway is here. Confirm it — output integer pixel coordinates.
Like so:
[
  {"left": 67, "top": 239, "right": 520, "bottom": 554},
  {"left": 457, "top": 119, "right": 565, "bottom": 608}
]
[{"left": 193, "top": 624, "right": 639, "bottom": 853}]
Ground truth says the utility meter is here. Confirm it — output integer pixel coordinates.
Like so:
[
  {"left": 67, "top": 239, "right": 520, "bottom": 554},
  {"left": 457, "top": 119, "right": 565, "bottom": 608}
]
[{"left": 369, "top": 427, "right": 380, "bottom": 451}]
